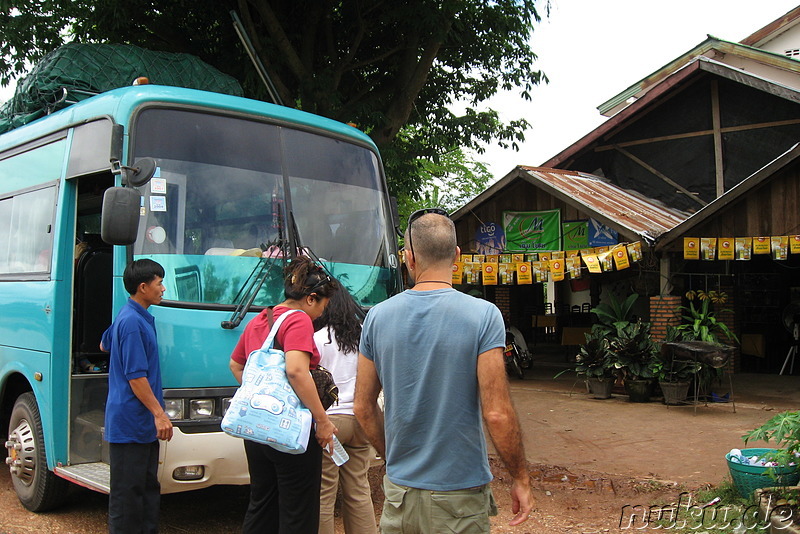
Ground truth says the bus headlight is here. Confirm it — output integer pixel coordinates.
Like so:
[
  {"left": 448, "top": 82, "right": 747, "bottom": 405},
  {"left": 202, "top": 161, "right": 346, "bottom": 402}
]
[
  {"left": 173, "top": 465, "right": 205, "bottom": 481},
  {"left": 164, "top": 399, "right": 184, "bottom": 420},
  {"left": 222, "top": 397, "right": 232, "bottom": 414},
  {"left": 189, "top": 399, "right": 214, "bottom": 420}
]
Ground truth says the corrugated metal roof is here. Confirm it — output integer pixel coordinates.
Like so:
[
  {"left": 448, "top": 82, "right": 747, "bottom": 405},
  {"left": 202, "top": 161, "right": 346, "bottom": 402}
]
[{"left": 518, "top": 167, "right": 691, "bottom": 244}]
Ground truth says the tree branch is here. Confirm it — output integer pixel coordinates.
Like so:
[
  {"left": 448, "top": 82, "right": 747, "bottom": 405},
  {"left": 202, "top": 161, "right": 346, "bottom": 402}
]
[{"left": 250, "top": 0, "right": 308, "bottom": 81}]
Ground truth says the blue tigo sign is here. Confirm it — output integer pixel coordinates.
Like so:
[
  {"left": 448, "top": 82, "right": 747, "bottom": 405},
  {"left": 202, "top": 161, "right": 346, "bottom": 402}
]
[
  {"left": 475, "top": 222, "right": 506, "bottom": 255},
  {"left": 588, "top": 218, "right": 618, "bottom": 247}
]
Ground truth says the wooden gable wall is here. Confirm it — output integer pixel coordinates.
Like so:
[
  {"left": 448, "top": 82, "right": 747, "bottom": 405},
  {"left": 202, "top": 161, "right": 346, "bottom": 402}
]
[{"left": 454, "top": 173, "right": 591, "bottom": 252}]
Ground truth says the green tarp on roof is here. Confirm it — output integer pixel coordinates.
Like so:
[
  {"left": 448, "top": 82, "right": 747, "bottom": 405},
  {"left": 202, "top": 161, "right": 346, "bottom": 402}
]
[{"left": 0, "top": 43, "right": 244, "bottom": 134}]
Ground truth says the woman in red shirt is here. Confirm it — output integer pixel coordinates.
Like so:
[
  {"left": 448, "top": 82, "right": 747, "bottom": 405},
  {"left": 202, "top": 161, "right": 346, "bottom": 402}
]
[{"left": 229, "top": 256, "right": 338, "bottom": 534}]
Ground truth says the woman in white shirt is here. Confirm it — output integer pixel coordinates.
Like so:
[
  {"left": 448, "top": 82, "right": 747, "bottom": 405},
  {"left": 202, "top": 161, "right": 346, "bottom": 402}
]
[{"left": 313, "top": 286, "right": 377, "bottom": 534}]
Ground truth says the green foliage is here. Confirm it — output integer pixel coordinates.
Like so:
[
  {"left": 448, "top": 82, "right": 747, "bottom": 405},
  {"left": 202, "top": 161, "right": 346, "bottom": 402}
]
[
  {"left": 395, "top": 147, "right": 492, "bottom": 237},
  {"left": 610, "top": 320, "right": 658, "bottom": 380},
  {"left": 744, "top": 411, "right": 800, "bottom": 470},
  {"left": 676, "top": 290, "right": 738, "bottom": 345},
  {"left": 591, "top": 292, "right": 639, "bottom": 333},
  {"left": 651, "top": 357, "right": 701, "bottom": 383},
  {"left": 573, "top": 333, "right": 616, "bottom": 379},
  {"left": 0, "top": 0, "right": 549, "bottom": 200}
]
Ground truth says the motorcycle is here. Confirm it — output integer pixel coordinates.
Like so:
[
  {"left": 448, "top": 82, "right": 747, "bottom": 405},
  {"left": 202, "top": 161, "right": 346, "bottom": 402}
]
[{"left": 504, "top": 325, "right": 532, "bottom": 379}]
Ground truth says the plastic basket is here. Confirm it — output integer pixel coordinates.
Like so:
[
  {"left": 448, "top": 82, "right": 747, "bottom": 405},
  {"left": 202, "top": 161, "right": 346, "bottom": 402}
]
[{"left": 726, "top": 448, "right": 800, "bottom": 498}]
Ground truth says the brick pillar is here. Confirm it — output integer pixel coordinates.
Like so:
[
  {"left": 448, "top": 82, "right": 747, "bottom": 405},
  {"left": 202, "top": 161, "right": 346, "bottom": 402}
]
[
  {"left": 716, "top": 289, "right": 739, "bottom": 373},
  {"left": 494, "top": 286, "right": 511, "bottom": 324},
  {"left": 650, "top": 295, "right": 681, "bottom": 342}
]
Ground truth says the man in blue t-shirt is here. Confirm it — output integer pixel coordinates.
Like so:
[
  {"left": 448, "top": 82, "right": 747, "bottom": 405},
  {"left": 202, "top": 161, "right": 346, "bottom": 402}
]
[
  {"left": 101, "top": 259, "right": 173, "bottom": 534},
  {"left": 355, "top": 209, "right": 534, "bottom": 533}
]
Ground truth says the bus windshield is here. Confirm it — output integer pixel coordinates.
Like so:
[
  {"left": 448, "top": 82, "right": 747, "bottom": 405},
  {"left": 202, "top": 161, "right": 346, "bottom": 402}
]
[{"left": 130, "top": 108, "right": 399, "bottom": 308}]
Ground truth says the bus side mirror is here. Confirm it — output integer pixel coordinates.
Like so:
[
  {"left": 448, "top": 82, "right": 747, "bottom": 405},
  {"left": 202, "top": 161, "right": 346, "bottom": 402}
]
[
  {"left": 123, "top": 157, "right": 158, "bottom": 188},
  {"left": 101, "top": 187, "right": 141, "bottom": 245}
]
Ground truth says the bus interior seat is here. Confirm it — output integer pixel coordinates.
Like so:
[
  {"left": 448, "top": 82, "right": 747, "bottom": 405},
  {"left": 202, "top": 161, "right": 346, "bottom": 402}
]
[{"left": 73, "top": 243, "right": 112, "bottom": 373}]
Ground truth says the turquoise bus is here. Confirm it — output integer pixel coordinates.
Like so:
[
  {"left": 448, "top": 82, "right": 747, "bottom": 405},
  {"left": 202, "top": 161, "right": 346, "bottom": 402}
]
[{"left": 0, "top": 84, "right": 401, "bottom": 511}]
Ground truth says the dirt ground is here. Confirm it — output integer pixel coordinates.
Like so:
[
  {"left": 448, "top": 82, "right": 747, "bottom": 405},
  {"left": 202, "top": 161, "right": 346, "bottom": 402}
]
[{"left": 2, "top": 369, "right": 798, "bottom": 533}]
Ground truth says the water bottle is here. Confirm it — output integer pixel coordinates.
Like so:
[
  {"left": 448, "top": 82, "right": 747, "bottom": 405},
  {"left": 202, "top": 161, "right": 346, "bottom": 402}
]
[{"left": 330, "top": 435, "right": 349, "bottom": 466}]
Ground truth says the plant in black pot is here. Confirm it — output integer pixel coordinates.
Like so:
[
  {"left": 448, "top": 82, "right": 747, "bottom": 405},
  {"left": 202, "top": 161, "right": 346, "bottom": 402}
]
[
  {"left": 609, "top": 320, "right": 658, "bottom": 402},
  {"left": 555, "top": 325, "right": 619, "bottom": 398},
  {"left": 573, "top": 329, "right": 618, "bottom": 399},
  {"left": 652, "top": 343, "right": 702, "bottom": 405}
]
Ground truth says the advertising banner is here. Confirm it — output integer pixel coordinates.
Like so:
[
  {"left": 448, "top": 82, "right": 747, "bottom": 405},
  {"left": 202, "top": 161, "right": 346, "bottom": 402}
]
[{"left": 503, "top": 210, "right": 561, "bottom": 252}]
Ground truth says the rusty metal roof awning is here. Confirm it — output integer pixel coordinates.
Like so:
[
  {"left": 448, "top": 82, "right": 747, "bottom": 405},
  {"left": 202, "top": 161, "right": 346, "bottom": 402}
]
[{"left": 518, "top": 167, "right": 691, "bottom": 245}]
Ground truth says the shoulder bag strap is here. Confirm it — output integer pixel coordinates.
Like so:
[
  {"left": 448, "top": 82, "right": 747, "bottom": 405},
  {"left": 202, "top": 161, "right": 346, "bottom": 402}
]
[{"left": 260, "top": 308, "right": 301, "bottom": 352}]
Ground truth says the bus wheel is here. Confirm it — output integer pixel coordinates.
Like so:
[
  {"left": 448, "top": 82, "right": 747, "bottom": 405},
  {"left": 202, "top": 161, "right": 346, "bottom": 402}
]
[{"left": 5, "top": 392, "right": 68, "bottom": 512}]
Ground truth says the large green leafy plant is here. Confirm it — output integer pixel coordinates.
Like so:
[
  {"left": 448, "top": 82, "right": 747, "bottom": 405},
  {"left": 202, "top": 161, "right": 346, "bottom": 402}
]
[
  {"left": 743, "top": 411, "right": 800, "bottom": 472},
  {"left": 676, "top": 290, "right": 738, "bottom": 344},
  {"left": 574, "top": 334, "right": 616, "bottom": 379},
  {"left": 610, "top": 320, "right": 658, "bottom": 380}
]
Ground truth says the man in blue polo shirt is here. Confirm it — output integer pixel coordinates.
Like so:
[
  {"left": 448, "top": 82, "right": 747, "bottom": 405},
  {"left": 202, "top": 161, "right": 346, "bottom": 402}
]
[
  {"left": 101, "top": 259, "right": 173, "bottom": 534},
  {"left": 355, "top": 209, "right": 534, "bottom": 533}
]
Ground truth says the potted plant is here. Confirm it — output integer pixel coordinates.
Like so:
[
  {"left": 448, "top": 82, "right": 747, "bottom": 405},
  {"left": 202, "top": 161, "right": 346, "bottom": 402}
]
[
  {"left": 674, "top": 290, "right": 739, "bottom": 399},
  {"left": 556, "top": 328, "right": 618, "bottom": 398},
  {"left": 610, "top": 320, "right": 658, "bottom": 402},
  {"left": 652, "top": 348, "right": 702, "bottom": 405},
  {"left": 577, "top": 331, "right": 618, "bottom": 399}
]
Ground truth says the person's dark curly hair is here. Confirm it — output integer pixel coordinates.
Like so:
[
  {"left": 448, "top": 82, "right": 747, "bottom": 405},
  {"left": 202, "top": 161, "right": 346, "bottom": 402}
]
[
  {"left": 283, "top": 256, "right": 338, "bottom": 300},
  {"left": 313, "top": 283, "right": 362, "bottom": 355}
]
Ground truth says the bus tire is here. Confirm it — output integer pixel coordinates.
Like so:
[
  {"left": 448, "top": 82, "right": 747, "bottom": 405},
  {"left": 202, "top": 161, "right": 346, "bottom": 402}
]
[{"left": 6, "top": 392, "right": 69, "bottom": 512}]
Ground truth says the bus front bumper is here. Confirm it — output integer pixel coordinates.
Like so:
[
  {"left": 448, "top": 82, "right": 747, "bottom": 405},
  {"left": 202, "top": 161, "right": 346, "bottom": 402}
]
[{"left": 158, "top": 427, "right": 249, "bottom": 494}]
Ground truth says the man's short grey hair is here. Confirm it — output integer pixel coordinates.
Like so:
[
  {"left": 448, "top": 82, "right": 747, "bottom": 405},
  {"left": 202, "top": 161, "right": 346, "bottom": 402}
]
[{"left": 405, "top": 213, "right": 457, "bottom": 267}]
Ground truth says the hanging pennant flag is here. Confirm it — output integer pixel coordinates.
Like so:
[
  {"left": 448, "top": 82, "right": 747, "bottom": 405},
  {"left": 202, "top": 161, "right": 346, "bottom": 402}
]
[
  {"left": 550, "top": 258, "right": 565, "bottom": 281},
  {"left": 583, "top": 254, "right": 602, "bottom": 274},
  {"left": 791, "top": 235, "right": 800, "bottom": 254},
  {"left": 567, "top": 256, "right": 582, "bottom": 279},
  {"left": 598, "top": 251, "right": 614, "bottom": 271},
  {"left": 612, "top": 245, "right": 630, "bottom": 270},
  {"left": 485, "top": 254, "right": 498, "bottom": 263},
  {"left": 464, "top": 262, "right": 481, "bottom": 284},
  {"left": 753, "top": 236, "right": 770, "bottom": 255},
  {"left": 482, "top": 263, "right": 498, "bottom": 285},
  {"left": 452, "top": 262, "right": 464, "bottom": 285},
  {"left": 499, "top": 263, "right": 514, "bottom": 285},
  {"left": 684, "top": 238, "right": 700, "bottom": 260},
  {"left": 626, "top": 241, "right": 642, "bottom": 263},
  {"left": 701, "top": 238, "right": 717, "bottom": 261},
  {"left": 538, "top": 252, "right": 551, "bottom": 262},
  {"left": 715, "top": 238, "right": 733, "bottom": 261},
  {"left": 734, "top": 238, "right": 751, "bottom": 260},
  {"left": 517, "top": 262, "right": 533, "bottom": 284},
  {"left": 772, "top": 236, "right": 789, "bottom": 260},
  {"left": 532, "top": 261, "right": 547, "bottom": 282}
]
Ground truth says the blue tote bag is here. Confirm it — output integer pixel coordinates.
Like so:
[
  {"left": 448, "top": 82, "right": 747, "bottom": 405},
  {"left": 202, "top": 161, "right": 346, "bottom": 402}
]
[{"left": 221, "top": 310, "right": 313, "bottom": 454}]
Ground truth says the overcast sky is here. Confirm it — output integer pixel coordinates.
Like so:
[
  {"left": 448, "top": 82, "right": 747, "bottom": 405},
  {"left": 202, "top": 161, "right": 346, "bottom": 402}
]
[
  {"left": 2, "top": 1, "right": 799, "bottom": 180},
  {"left": 476, "top": 0, "right": 800, "bottom": 179}
]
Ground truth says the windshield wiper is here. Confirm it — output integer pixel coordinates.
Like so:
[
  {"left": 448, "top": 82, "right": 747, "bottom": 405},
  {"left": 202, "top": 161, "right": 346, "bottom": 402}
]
[{"left": 221, "top": 240, "right": 285, "bottom": 329}]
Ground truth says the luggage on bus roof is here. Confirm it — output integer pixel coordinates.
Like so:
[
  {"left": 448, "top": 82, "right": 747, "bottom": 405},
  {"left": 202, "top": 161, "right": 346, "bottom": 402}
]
[{"left": 0, "top": 42, "right": 244, "bottom": 134}]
